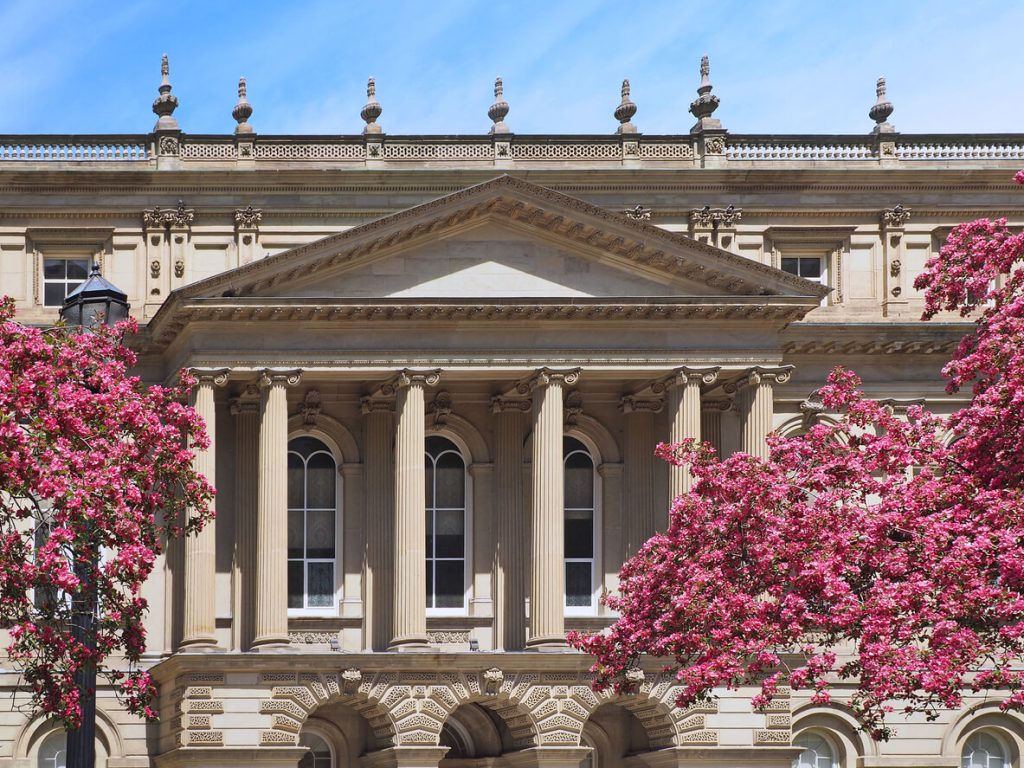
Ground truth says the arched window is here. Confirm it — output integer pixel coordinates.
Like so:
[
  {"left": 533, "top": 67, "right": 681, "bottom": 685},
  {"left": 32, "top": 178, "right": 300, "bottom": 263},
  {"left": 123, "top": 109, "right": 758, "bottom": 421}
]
[
  {"left": 425, "top": 436, "right": 466, "bottom": 611},
  {"left": 962, "top": 733, "right": 1010, "bottom": 768},
  {"left": 37, "top": 731, "right": 66, "bottom": 768},
  {"left": 297, "top": 732, "right": 333, "bottom": 768},
  {"left": 564, "top": 436, "right": 595, "bottom": 611},
  {"left": 793, "top": 733, "right": 837, "bottom": 768},
  {"left": 287, "top": 436, "right": 338, "bottom": 612}
]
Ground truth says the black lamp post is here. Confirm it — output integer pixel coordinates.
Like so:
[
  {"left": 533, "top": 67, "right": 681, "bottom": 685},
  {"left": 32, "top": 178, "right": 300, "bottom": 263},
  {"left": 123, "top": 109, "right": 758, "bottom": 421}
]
[{"left": 59, "top": 264, "right": 130, "bottom": 768}]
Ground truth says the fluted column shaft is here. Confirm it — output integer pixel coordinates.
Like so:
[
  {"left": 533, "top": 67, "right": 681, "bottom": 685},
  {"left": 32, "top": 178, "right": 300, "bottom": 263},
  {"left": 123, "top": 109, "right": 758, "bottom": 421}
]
[
  {"left": 527, "top": 368, "right": 579, "bottom": 649},
  {"left": 230, "top": 388, "right": 259, "bottom": 651},
  {"left": 390, "top": 370, "right": 439, "bottom": 650},
  {"left": 667, "top": 367, "right": 719, "bottom": 499},
  {"left": 253, "top": 369, "right": 300, "bottom": 649},
  {"left": 362, "top": 399, "right": 394, "bottom": 651},
  {"left": 738, "top": 366, "right": 793, "bottom": 459},
  {"left": 180, "top": 370, "right": 226, "bottom": 650},
  {"left": 621, "top": 397, "right": 660, "bottom": 556},
  {"left": 492, "top": 398, "right": 529, "bottom": 651}
]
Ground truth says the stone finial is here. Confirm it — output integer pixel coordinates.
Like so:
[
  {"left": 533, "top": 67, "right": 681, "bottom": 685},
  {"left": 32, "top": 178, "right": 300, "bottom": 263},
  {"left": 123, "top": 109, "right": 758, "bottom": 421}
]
[
  {"left": 869, "top": 77, "right": 895, "bottom": 134},
  {"left": 152, "top": 54, "right": 180, "bottom": 131},
  {"left": 488, "top": 77, "right": 510, "bottom": 134},
  {"left": 361, "top": 77, "right": 383, "bottom": 135},
  {"left": 232, "top": 77, "right": 254, "bottom": 135},
  {"left": 689, "top": 54, "right": 721, "bottom": 133},
  {"left": 614, "top": 79, "right": 638, "bottom": 134}
]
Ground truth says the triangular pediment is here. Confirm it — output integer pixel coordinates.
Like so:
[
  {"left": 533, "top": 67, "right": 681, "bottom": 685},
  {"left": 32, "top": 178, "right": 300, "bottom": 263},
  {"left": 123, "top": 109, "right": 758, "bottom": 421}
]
[{"left": 170, "top": 176, "right": 826, "bottom": 303}]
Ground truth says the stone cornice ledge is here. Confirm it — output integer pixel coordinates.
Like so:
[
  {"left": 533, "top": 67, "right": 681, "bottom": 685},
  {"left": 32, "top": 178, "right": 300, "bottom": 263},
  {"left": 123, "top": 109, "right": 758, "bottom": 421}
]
[{"left": 783, "top": 321, "right": 972, "bottom": 356}]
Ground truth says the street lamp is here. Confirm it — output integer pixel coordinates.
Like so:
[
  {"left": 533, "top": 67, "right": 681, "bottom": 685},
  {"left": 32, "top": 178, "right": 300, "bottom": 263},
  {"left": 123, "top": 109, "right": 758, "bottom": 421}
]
[{"left": 59, "top": 264, "right": 130, "bottom": 768}]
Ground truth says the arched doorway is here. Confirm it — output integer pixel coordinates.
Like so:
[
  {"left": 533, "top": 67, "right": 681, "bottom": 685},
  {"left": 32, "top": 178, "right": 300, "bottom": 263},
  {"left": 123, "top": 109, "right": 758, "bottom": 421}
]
[
  {"left": 439, "top": 703, "right": 516, "bottom": 764},
  {"left": 581, "top": 703, "right": 651, "bottom": 768}
]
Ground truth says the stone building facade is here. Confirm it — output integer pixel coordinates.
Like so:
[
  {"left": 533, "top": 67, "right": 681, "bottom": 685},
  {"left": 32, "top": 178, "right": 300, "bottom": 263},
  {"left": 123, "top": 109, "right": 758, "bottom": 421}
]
[{"left": 2, "top": 59, "right": 1024, "bottom": 768}]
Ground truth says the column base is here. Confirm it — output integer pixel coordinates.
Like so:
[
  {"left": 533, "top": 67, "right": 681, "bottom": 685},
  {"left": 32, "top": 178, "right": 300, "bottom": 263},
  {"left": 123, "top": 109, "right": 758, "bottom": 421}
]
[
  {"left": 524, "top": 634, "right": 569, "bottom": 651},
  {"left": 387, "top": 634, "right": 433, "bottom": 652},
  {"left": 177, "top": 637, "right": 224, "bottom": 653},
  {"left": 250, "top": 635, "right": 292, "bottom": 653}
]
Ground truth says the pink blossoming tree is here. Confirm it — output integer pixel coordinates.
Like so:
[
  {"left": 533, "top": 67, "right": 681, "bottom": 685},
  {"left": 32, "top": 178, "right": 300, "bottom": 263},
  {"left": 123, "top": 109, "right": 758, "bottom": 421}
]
[
  {"left": 0, "top": 296, "right": 214, "bottom": 728},
  {"left": 570, "top": 174, "right": 1024, "bottom": 740}
]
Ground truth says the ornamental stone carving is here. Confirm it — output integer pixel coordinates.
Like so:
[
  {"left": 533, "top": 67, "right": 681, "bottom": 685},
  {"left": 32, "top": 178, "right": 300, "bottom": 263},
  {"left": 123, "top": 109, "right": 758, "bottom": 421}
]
[
  {"left": 624, "top": 204, "right": 652, "bottom": 220},
  {"left": 234, "top": 204, "right": 263, "bottom": 229},
  {"left": 482, "top": 668, "right": 505, "bottom": 695},
  {"left": 300, "top": 389, "right": 322, "bottom": 427},
  {"left": 428, "top": 390, "right": 453, "bottom": 426},
  {"left": 691, "top": 205, "right": 742, "bottom": 228},
  {"left": 882, "top": 203, "right": 912, "bottom": 227},
  {"left": 143, "top": 199, "right": 195, "bottom": 229}
]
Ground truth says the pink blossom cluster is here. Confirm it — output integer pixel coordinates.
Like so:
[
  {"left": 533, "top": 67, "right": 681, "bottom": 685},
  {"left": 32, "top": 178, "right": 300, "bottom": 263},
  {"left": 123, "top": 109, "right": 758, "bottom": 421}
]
[
  {"left": 569, "top": 172, "right": 1024, "bottom": 740},
  {"left": 0, "top": 297, "right": 214, "bottom": 728}
]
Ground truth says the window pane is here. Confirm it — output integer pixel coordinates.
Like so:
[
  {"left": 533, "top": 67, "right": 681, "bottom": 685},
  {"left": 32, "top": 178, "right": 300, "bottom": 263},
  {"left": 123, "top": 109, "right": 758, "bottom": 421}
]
[
  {"left": 44, "top": 283, "right": 66, "bottom": 306},
  {"left": 66, "top": 260, "right": 90, "bottom": 280},
  {"left": 305, "top": 452, "right": 335, "bottom": 509},
  {"left": 565, "top": 510, "right": 593, "bottom": 558},
  {"left": 305, "top": 510, "right": 335, "bottom": 559},
  {"left": 434, "top": 560, "right": 464, "bottom": 608},
  {"left": 781, "top": 257, "right": 799, "bottom": 275},
  {"left": 43, "top": 259, "right": 65, "bottom": 279},
  {"left": 287, "top": 560, "right": 304, "bottom": 608},
  {"left": 434, "top": 451, "right": 465, "bottom": 508},
  {"left": 290, "top": 436, "right": 324, "bottom": 458},
  {"left": 434, "top": 509, "right": 464, "bottom": 558},
  {"left": 426, "top": 560, "right": 433, "bottom": 605},
  {"left": 425, "top": 508, "right": 434, "bottom": 557},
  {"left": 425, "top": 456, "right": 434, "bottom": 504},
  {"left": 565, "top": 562, "right": 592, "bottom": 607},
  {"left": 800, "top": 258, "right": 822, "bottom": 279},
  {"left": 565, "top": 451, "right": 594, "bottom": 508},
  {"left": 306, "top": 562, "right": 334, "bottom": 607},
  {"left": 287, "top": 510, "right": 304, "bottom": 559},
  {"left": 287, "top": 453, "right": 304, "bottom": 509}
]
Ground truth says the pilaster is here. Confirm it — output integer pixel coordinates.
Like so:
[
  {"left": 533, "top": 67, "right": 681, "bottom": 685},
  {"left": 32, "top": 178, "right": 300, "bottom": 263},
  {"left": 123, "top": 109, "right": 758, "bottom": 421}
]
[
  {"left": 732, "top": 367, "right": 793, "bottom": 460},
  {"left": 179, "top": 368, "right": 228, "bottom": 651},
  {"left": 491, "top": 395, "right": 531, "bottom": 650},
  {"left": 361, "top": 397, "right": 395, "bottom": 651},
  {"left": 252, "top": 368, "right": 301, "bottom": 651},
  {"left": 620, "top": 395, "right": 663, "bottom": 557},
  {"left": 229, "top": 384, "right": 259, "bottom": 651}
]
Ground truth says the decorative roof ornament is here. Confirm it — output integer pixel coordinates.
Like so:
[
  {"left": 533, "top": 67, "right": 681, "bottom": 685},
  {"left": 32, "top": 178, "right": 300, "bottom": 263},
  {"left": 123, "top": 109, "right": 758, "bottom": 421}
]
[
  {"left": 232, "top": 77, "right": 254, "bottom": 135},
  {"left": 614, "top": 79, "right": 638, "bottom": 134},
  {"left": 488, "top": 77, "right": 510, "bottom": 134},
  {"left": 869, "top": 77, "right": 895, "bottom": 134},
  {"left": 361, "top": 77, "right": 383, "bottom": 135},
  {"left": 689, "top": 55, "right": 721, "bottom": 133},
  {"left": 152, "top": 54, "right": 180, "bottom": 131}
]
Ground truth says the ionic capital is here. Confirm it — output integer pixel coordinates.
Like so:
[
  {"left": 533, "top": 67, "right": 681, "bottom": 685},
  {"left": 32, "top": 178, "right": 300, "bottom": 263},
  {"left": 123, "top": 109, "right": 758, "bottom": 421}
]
[
  {"left": 491, "top": 395, "right": 532, "bottom": 414},
  {"left": 620, "top": 395, "right": 664, "bottom": 415},
  {"left": 724, "top": 365, "right": 794, "bottom": 393},
  {"left": 516, "top": 366, "right": 580, "bottom": 395},
  {"left": 188, "top": 367, "right": 231, "bottom": 387},
  {"left": 660, "top": 365, "right": 720, "bottom": 392},
  {"left": 701, "top": 396, "right": 734, "bottom": 413},
  {"left": 359, "top": 396, "right": 395, "bottom": 415},
  {"left": 376, "top": 368, "right": 441, "bottom": 397},
  {"left": 258, "top": 368, "right": 302, "bottom": 388}
]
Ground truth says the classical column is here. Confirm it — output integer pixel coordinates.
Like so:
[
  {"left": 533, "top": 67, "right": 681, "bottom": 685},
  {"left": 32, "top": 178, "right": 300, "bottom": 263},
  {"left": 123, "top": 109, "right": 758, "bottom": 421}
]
[
  {"left": 736, "top": 366, "right": 793, "bottom": 459},
  {"left": 179, "top": 368, "right": 228, "bottom": 651},
  {"left": 492, "top": 396, "right": 530, "bottom": 651},
  {"left": 229, "top": 384, "right": 259, "bottom": 651},
  {"left": 665, "top": 367, "right": 719, "bottom": 498},
  {"left": 700, "top": 398, "right": 729, "bottom": 458},
  {"left": 361, "top": 397, "right": 394, "bottom": 651},
  {"left": 525, "top": 368, "right": 580, "bottom": 650},
  {"left": 390, "top": 369, "right": 440, "bottom": 651},
  {"left": 252, "top": 368, "right": 301, "bottom": 650},
  {"left": 620, "top": 396, "right": 662, "bottom": 557}
]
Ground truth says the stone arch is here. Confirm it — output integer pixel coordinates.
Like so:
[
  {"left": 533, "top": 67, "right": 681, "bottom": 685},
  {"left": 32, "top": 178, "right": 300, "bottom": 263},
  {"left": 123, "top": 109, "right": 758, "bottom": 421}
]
[
  {"left": 426, "top": 412, "right": 490, "bottom": 464},
  {"left": 776, "top": 413, "right": 843, "bottom": 439},
  {"left": 288, "top": 412, "right": 360, "bottom": 464},
  {"left": 942, "top": 701, "right": 1024, "bottom": 761},
  {"left": 424, "top": 669, "right": 543, "bottom": 749},
  {"left": 260, "top": 670, "right": 398, "bottom": 749},
  {"left": 524, "top": 414, "right": 621, "bottom": 465},
  {"left": 792, "top": 703, "right": 876, "bottom": 763},
  {"left": 14, "top": 707, "right": 124, "bottom": 761}
]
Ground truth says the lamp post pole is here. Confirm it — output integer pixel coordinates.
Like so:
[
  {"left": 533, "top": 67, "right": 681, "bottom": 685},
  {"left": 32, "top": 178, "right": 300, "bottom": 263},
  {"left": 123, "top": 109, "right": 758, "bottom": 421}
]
[{"left": 59, "top": 263, "right": 130, "bottom": 768}]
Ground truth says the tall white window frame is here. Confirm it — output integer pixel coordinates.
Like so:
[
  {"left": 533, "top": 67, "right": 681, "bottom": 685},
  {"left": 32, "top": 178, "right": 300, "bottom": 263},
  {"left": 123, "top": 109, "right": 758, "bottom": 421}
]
[
  {"left": 425, "top": 434, "right": 470, "bottom": 615},
  {"left": 962, "top": 732, "right": 1011, "bottom": 768},
  {"left": 564, "top": 435, "right": 600, "bottom": 615},
  {"left": 792, "top": 732, "right": 839, "bottom": 768},
  {"left": 287, "top": 435, "right": 342, "bottom": 616},
  {"left": 37, "top": 730, "right": 67, "bottom": 768},
  {"left": 297, "top": 731, "right": 334, "bottom": 768}
]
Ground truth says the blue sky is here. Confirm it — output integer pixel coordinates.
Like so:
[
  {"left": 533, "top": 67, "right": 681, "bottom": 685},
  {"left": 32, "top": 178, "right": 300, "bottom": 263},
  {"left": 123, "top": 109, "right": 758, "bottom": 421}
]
[{"left": 1, "top": 0, "right": 1022, "bottom": 136}]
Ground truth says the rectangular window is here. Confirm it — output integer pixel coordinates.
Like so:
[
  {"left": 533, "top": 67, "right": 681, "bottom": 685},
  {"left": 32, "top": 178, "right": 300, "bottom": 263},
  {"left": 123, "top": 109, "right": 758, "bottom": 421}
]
[
  {"left": 43, "top": 258, "right": 90, "bottom": 307},
  {"left": 781, "top": 256, "right": 824, "bottom": 284}
]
